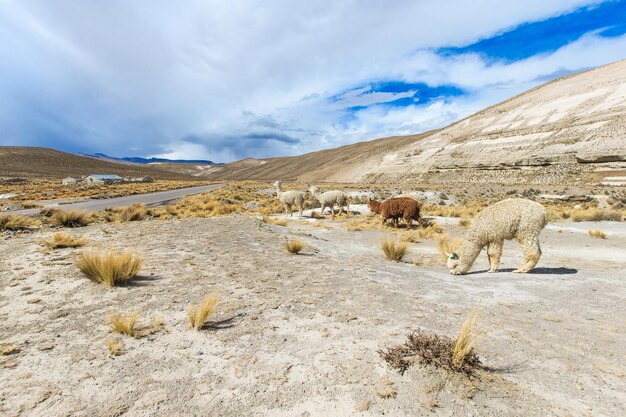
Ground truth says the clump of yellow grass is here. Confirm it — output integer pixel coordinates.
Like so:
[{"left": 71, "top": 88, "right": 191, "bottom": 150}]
[
  {"left": 588, "top": 229, "right": 607, "bottom": 239},
  {"left": 452, "top": 308, "right": 481, "bottom": 370},
  {"left": 42, "top": 231, "right": 86, "bottom": 249},
  {"left": 285, "top": 239, "right": 305, "bottom": 254},
  {"left": 188, "top": 293, "right": 220, "bottom": 330},
  {"left": 50, "top": 209, "right": 92, "bottom": 227},
  {"left": 381, "top": 236, "right": 409, "bottom": 262},
  {"left": 0, "top": 214, "right": 39, "bottom": 231},
  {"left": 76, "top": 250, "right": 142, "bottom": 286},
  {"left": 434, "top": 234, "right": 463, "bottom": 262}
]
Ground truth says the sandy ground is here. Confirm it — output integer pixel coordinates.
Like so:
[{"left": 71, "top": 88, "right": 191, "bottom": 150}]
[{"left": 1, "top": 209, "right": 625, "bottom": 416}]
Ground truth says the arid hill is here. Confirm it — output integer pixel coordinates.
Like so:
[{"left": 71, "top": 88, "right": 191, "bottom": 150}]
[
  {"left": 206, "top": 59, "right": 626, "bottom": 186},
  {"left": 0, "top": 147, "right": 199, "bottom": 180}
]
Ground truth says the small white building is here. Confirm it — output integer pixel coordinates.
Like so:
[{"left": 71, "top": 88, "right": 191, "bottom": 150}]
[
  {"left": 83, "top": 174, "right": 124, "bottom": 185},
  {"left": 62, "top": 177, "right": 77, "bottom": 186}
]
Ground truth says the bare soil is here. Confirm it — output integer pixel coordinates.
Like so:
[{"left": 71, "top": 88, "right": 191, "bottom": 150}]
[{"left": 0, "top": 210, "right": 624, "bottom": 416}]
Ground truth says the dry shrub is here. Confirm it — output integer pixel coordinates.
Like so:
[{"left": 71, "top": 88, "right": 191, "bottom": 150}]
[
  {"left": 76, "top": 250, "right": 142, "bottom": 286},
  {"left": 546, "top": 205, "right": 573, "bottom": 222},
  {"left": 452, "top": 308, "right": 481, "bottom": 370},
  {"left": 188, "top": 293, "right": 220, "bottom": 330},
  {"left": 263, "top": 216, "right": 288, "bottom": 226},
  {"left": 50, "top": 210, "right": 92, "bottom": 227},
  {"left": 285, "top": 239, "right": 305, "bottom": 254},
  {"left": 106, "top": 338, "right": 123, "bottom": 356},
  {"left": 108, "top": 311, "right": 139, "bottom": 337},
  {"left": 0, "top": 214, "right": 39, "bottom": 231},
  {"left": 311, "top": 211, "right": 323, "bottom": 219},
  {"left": 434, "top": 234, "right": 463, "bottom": 262},
  {"left": 588, "top": 229, "right": 607, "bottom": 239},
  {"left": 379, "top": 310, "right": 482, "bottom": 375},
  {"left": 118, "top": 203, "right": 147, "bottom": 222},
  {"left": 381, "top": 236, "right": 409, "bottom": 262},
  {"left": 42, "top": 232, "right": 86, "bottom": 249},
  {"left": 571, "top": 208, "right": 621, "bottom": 222},
  {"left": 423, "top": 201, "right": 484, "bottom": 219}
]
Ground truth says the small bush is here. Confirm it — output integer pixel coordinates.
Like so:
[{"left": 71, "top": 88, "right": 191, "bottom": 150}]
[
  {"left": 108, "top": 311, "right": 140, "bottom": 337},
  {"left": 379, "top": 308, "right": 482, "bottom": 375},
  {"left": 400, "top": 231, "right": 420, "bottom": 243},
  {"left": 0, "top": 214, "right": 38, "bottom": 231},
  {"left": 571, "top": 208, "right": 621, "bottom": 222},
  {"left": 459, "top": 217, "right": 471, "bottom": 228},
  {"left": 381, "top": 236, "right": 409, "bottom": 262},
  {"left": 42, "top": 232, "right": 86, "bottom": 249},
  {"left": 76, "top": 250, "right": 142, "bottom": 286},
  {"left": 188, "top": 294, "right": 220, "bottom": 330},
  {"left": 50, "top": 210, "right": 92, "bottom": 227},
  {"left": 588, "top": 229, "right": 607, "bottom": 239},
  {"left": 285, "top": 239, "right": 305, "bottom": 254},
  {"left": 118, "top": 203, "right": 147, "bottom": 222}
]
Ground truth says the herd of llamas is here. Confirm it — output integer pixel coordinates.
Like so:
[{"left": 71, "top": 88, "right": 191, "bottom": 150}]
[{"left": 273, "top": 181, "right": 548, "bottom": 275}]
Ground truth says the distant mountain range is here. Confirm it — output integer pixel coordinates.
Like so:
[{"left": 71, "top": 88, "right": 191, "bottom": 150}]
[{"left": 79, "top": 153, "right": 217, "bottom": 165}]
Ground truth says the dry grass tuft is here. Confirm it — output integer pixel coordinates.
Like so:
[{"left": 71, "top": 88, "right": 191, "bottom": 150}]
[
  {"left": 459, "top": 217, "right": 471, "bottom": 228},
  {"left": 118, "top": 203, "right": 147, "bottom": 222},
  {"left": 285, "top": 239, "right": 306, "bottom": 254},
  {"left": 345, "top": 214, "right": 380, "bottom": 231},
  {"left": 1, "top": 340, "right": 19, "bottom": 355},
  {"left": 263, "top": 216, "right": 288, "bottom": 226},
  {"left": 188, "top": 293, "right": 220, "bottom": 330},
  {"left": 0, "top": 214, "right": 39, "bottom": 231},
  {"left": 50, "top": 210, "right": 92, "bottom": 227},
  {"left": 400, "top": 231, "right": 420, "bottom": 243},
  {"left": 571, "top": 208, "right": 621, "bottom": 222},
  {"left": 416, "top": 222, "right": 443, "bottom": 239},
  {"left": 381, "top": 236, "right": 409, "bottom": 262},
  {"left": 588, "top": 229, "right": 607, "bottom": 239},
  {"left": 452, "top": 308, "right": 481, "bottom": 370},
  {"left": 106, "top": 338, "right": 123, "bottom": 356},
  {"left": 434, "top": 234, "right": 463, "bottom": 262},
  {"left": 311, "top": 211, "right": 323, "bottom": 219},
  {"left": 76, "top": 250, "right": 142, "bottom": 286},
  {"left": 108, "top": 311, "right": 140, "bottom": 337},
  {"left": 42, "top": 232, "right": 86, "bottom": 249}
]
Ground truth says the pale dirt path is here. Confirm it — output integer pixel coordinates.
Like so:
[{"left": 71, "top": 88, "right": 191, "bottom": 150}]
[{"left": 0, "top": 214, "right": 624, "bottom": 416}]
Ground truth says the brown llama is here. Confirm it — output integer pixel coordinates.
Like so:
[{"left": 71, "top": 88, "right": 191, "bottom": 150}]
[{"left": 367, "top": 197, "right": 422, "bottom": 229}]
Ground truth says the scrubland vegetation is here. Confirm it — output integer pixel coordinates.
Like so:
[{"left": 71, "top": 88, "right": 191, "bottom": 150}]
[
  {"left": 381, "top": 236, "right": 409, "bottom": 261},
  {"left": 0, "top": 179, "right": 215, "bottom": 201},
  {"left": 187, "top": 294, "right": 220, "bottom": 330}
]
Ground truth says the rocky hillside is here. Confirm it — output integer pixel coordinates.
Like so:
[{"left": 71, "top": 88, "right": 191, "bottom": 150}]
[{"left": 207, "top": 59, "right": 626, "bottom": 186}]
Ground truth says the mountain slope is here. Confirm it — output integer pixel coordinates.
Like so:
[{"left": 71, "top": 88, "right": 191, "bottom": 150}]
[
  {"left": 0, "top": 147, "right": 198, "bottom": 180},
  {"left": 207, "top": 59, "right": 626, "bottom": 185}
]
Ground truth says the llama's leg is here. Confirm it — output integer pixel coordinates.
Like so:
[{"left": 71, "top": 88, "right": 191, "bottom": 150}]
[
  {"left": 514, "top": 236, "right": 542, "bottom": 273},
  {"left": 284, "top": 203, "right": 290, "bottom": 216},
  {"left": 487, "top": 240, "right": 503, "bottom": 273},
  {"left": 405, "top": 217, "right": 413, "bottom": 230}
]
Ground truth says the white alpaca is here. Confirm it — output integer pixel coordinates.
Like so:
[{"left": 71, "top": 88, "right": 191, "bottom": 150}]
[
  {"left": 447, "top": 198, "right": 548, "bottom": 275},
  {"left": 273, "top": 181, "right": 306, "bottom": 218},
  {"left": 309, "top": 186, "right": 348, "bottom": 215}
]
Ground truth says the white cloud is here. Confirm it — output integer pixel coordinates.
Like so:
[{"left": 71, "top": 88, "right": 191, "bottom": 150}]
[{"left": 0, "top": 0, "right": 623, "bottom": 161}]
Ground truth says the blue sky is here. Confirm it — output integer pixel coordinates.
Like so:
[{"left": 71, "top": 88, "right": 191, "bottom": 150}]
[{"left": 1, "top": 0, "right": 625, "bottom": 162}]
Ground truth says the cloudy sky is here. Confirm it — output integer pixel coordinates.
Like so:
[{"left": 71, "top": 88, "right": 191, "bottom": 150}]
[{"left": 1, "top": 0, "right": 625, "bottom": 162}]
